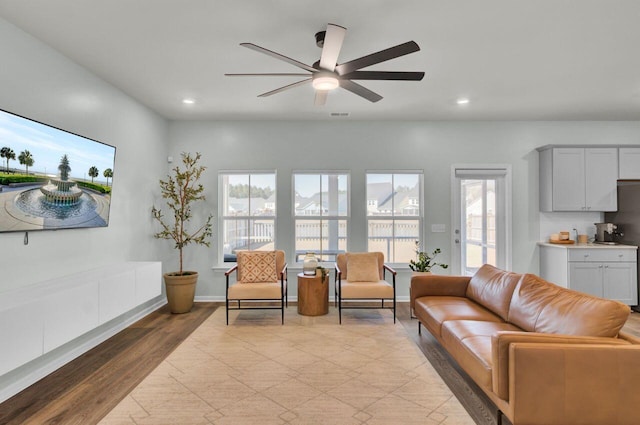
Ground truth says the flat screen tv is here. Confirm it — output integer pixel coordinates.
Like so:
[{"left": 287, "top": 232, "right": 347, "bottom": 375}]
[{"left": 0, "top": 108, "right": 116, "bottom": 233}]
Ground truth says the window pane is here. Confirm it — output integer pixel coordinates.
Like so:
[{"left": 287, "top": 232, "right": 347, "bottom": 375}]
[
  {"left": 223, "top": 218, "right": 249, "bottom": 256},
  {"left": 366, "top": 174, "right": 393, "bottom": 216},
  {"left": 250, "top": 174, "right": 276, "bottom": 217},
  {"left": 462, "top": 179, "right": 496, "bottom": 274},
  {"left": 394, "top": 174, "right": 420, "bottom": 216},
  {"left": 295, "top": 174, "right": 321, "bottom": 216},
  {"left": 367, "top": 219, "right": 393, "bottom": 256},
  {"left": 393, "top": 220, "right": 420, "bottom": 263},
  {"left": 336, "top": 174, "right": 349, "bottom": 217},
  {"left": 223, "top": 174, "right": 249, "bottom": 216},
  {"left": 295, "top": 219, "right": 346, "bottom": 262},
  {"left": 223, "top": 218, "right": 275, "bottom": 261},
  {"left": 367, "top": 219, "right": 420, "bottom": 263},
  {"left": 321, "top": 219, "right": 347, "bottom": 261}
]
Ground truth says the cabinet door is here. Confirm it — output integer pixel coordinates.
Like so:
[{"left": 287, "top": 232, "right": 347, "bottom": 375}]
[
  {"left": 552, "top": 148, "right": 586, "bottom": 211},
  {"left": 569, "top": 262, "right": 603, "bottom": 297},
  {"left": 603, "top": 263, "right": 638, "bottom": 305},
  {"left": 619, "top": 148, "right": 640, "bottom": 179},
  {"left": 585, "top": 148, "right": 618, "bottom": 211}
]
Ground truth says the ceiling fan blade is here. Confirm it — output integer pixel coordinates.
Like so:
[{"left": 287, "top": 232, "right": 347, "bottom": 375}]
[
  {"left": 335, "top": 41, "right": 421, "bottom": 75},
  {"left": 225, "top": 73, "right": 311, "bottom": 77},
  {"left": 240, "top": 43, "right": 317, "bottom": 73},
  {"left": 257, "top": 78, "right": 311, "bottom": 97},
  {"left": 319, "top": 24, "right": 346, "bottom": 71},
  {"left": 340, "top": 71, "right": 425, "bottom": 81},
  {"left": 339, "top": 80, "right": 383, "bottom": 103},
  {"left": 314, "top": 90, "right": 329, "bottom": 106}
]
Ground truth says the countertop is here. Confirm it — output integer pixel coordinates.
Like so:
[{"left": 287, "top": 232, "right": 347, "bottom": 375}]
[{"left": 538, "top": 242, "right": 638, "bottom": 249}]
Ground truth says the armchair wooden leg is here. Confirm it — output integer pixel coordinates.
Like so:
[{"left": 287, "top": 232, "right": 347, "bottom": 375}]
[
  {"left": 418, "top": 321, "right": 421, "bottom": 335},
  {"left": 497, "top": 410, "right": 503, "bottom": 425},
  {"left": 338, "top": 297, "right": 342, "bottom": 324},
  {"left": 226, "top": 299, "right": 229, "bottom": 325}
]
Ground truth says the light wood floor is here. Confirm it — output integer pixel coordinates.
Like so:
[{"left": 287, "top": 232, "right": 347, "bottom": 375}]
[{"left": 1, "top": 304, "right": 639, "bottom": 425}]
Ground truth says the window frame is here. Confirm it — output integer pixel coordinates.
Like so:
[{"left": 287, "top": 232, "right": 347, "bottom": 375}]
[
  {"left": 218, "top": 170, "right": 277, "bottom": 264},
  {"left": 292, "top": 171, "right": 350, "bottom": 264},
  {"left": 366, "top": 171, "right": 424, "bottom": 265}
]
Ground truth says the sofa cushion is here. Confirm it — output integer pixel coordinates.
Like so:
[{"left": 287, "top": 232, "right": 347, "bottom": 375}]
[
  {"left": 508, "top": 273, "right": 562, "bottom": 332},
  {"left": 414, "top": 296, "right": 504, "bottom": 337},
  {"left": 465, "top": 264, "right": 521, "bottom": 321},
  {"left": 340, "top": 280, "right": 393, "bottom": 299},
  {"left": 228, "top": 281, "right": 286, "bottom": 300},
  {"left": 534, "top": 280, "right": 631, "bottom": 337},
  {"left": 440, "top": 320, "right": 522, "bottom": 389}
]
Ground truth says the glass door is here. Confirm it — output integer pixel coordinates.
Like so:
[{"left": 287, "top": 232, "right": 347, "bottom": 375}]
[{"left": 452, "top": 167, "right": 511, "bottom": 275}]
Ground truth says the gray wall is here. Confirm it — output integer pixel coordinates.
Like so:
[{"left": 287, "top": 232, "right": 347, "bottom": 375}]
[
  {"left": 0, "top": 18, "right": 171, "bottom": 292},
  {"left": 3, "top": 14, "right": 640, "bottom": 302},
  {"left": 167, "top": 120, "right": 640, "bottom": 300}
]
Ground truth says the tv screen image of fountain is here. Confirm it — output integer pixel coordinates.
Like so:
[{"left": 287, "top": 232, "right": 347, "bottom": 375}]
[{"left": 0, "top": 108, "right": 116, "bottom": 232}]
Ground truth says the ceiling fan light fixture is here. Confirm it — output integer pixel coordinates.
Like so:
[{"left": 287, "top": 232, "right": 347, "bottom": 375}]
[{"left": 312, "top": 74, "right": 339, "bottom": 91}]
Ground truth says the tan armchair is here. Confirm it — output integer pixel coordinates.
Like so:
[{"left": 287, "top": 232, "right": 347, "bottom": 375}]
[
  {"left": 225, "top": 250, "right": 288, "bottom": 325},
  {"left": 335, "top": 252, "right": 396, "bottom": 324}
]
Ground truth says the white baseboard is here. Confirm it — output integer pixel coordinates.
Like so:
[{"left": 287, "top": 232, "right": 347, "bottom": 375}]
[{"left": 0, "top": 298, "right": 166, "bottom": 403}]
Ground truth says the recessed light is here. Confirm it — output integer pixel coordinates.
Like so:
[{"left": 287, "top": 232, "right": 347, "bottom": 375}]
[
  {"left": 182, "top": 98, "right": 196, "bottom": 105},
  {"left": 456, "top": 98, "right": 470, "bottom": 105}
]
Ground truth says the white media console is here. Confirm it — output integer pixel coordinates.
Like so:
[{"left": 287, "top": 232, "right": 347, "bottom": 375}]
[{"left": 0, "top": 262, "right": 163, "bottom": 402}]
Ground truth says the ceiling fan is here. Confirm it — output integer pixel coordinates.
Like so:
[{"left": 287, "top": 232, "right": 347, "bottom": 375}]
[{"left": 225, "top": 23, "right": 425, "bottom": 105}]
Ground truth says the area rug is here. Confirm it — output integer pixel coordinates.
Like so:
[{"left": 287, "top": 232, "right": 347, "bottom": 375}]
[{"left": 99, "top": 308, "right": 474, "bottom": 425}]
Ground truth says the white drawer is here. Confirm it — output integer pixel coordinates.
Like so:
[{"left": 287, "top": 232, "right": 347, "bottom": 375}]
[{"left": 568, "top": 249, "right": 637, "bottom": 262}]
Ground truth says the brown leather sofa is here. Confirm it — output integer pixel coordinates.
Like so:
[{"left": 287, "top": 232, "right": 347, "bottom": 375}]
[{"left": 410, "top": 264, "right": 640, "bottom": 425}]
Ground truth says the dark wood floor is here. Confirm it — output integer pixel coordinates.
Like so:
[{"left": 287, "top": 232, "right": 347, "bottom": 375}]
[
  {"left": 2, "top": 302, "right": 639, "bottom": 425},
  {"left": 0, "top": 303, "right": 216, "bottom": 425}
]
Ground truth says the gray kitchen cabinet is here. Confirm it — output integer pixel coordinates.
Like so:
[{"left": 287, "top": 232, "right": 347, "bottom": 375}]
[
  {"left": 567, "top": 248, "right": 637, "bottom": 305},
  {"left": 538, "top": 146, "right": 618, "bottom": 212},
  {"left": 539, "top": 244, "right": 638, "bottom": 305},
  {"left": 619, "top": 147, "right": 640, "bottom": 179}
]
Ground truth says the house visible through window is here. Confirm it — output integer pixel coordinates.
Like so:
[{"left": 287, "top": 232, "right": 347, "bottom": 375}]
[
  {"left": 220, "top": 172, "right": 276, "bottom": 262},
  {"left": 294, "top": 172, "right": 349, "bottom": 262},
  {"left": 367, "top": 172, "right": 423, "bottom": 263}
]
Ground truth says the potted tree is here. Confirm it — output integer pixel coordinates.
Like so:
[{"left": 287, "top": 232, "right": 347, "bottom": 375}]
[{"left": 152, "top": 152, "right": 213, "bottom": 313}]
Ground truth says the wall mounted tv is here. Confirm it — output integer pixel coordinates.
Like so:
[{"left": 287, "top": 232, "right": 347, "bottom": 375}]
[{"left": 0, "top": 108, "right": 116, "bottom": 233}]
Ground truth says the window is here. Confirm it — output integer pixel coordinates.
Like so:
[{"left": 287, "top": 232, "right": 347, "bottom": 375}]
[
  {"left": 367, "top": 173, "right": 423, "bottom": 263},
  {"left": 294, "top": 172, "right": 349, "bottom": 262},
  {"left": 220, "top": 172, "right": 276, "bottom": 262}
]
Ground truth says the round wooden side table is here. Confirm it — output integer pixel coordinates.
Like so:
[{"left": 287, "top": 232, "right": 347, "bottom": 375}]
[{"left": 297, "top": 272, "right": 329, "bottom": 316}]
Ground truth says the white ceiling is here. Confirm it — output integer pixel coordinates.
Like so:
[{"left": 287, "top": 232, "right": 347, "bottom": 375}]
[{"left": 1, "top": 0, "right": 640, "bottom": 121}]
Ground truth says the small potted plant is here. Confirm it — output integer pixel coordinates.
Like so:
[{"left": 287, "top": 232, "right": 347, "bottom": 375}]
[
  {"left": 316, "top": 265, "right": 329, "bottom": 282},
  {"left": 409, "top": 241, "right": 448, "bottom": 274},
  {"left": 152, "top": 152, "right": 213, "bottom": 314}
]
